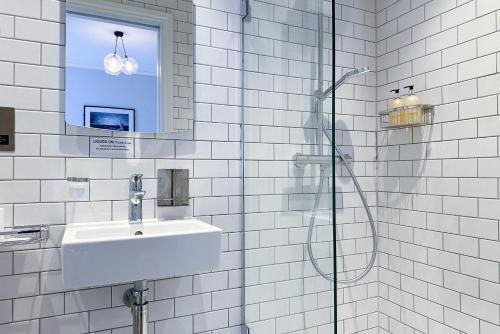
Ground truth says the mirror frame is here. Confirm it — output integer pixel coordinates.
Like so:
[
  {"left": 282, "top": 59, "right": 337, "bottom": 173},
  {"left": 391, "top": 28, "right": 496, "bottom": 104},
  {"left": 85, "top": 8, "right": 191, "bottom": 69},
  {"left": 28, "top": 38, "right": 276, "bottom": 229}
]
[{"left": 66, "top": 0, "right": 181, "bottom": 133}]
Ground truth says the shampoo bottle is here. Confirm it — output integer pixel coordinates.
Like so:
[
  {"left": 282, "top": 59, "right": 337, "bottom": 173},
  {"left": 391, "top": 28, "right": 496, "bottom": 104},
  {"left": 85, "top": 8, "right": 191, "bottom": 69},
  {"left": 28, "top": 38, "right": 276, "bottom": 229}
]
[
  {"left": 402, "top": 85, "right": 422, "bottom": 124},
  {"left": 388, "top": 89, "right": 403, "bottom": 127}
]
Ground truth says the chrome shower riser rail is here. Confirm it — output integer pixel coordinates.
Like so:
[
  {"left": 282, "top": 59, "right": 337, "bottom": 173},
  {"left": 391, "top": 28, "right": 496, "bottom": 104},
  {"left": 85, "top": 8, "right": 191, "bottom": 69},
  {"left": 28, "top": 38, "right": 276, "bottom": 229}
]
[{"left": 305, "top": 65, "right": 378, "bottom": 285}]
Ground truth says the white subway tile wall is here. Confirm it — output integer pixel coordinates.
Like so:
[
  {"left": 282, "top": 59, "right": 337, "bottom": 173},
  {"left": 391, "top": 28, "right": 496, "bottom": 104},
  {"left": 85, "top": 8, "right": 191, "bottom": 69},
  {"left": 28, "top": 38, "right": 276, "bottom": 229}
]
[
  {"left": 377, "top": 0, "right": 500, "bottom": 334},
  {"left": 3, "top": 0, "right": 499, "bottom": 333},
  {"left": 0, "top": 0, "right": 244, "bottom": 333}
]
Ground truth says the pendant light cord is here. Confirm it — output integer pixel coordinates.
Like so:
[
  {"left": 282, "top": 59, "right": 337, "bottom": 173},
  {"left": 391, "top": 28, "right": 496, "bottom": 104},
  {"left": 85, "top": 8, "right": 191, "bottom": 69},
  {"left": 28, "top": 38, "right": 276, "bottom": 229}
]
[
  {"left": 120, "top": 36, "right": 128, "bottom": 58},
  {"left": 114, "top": 35, "right": 119, "bottom": 54}
]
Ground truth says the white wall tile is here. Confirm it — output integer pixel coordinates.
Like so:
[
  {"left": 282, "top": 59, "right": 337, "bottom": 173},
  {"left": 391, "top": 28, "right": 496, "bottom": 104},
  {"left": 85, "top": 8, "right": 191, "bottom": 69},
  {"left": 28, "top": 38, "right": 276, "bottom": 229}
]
[
  {"left": 461, "top": 295, "right": 500, "bottom": 324},
  {"left": 14, "top": 202, "right": 64, "bottom": 226},
  {"left": 458, "top": 13, "right": 496, "bottom": 43},
  {"left": 442, "top": 40, "right": 477, "bottom": 67},
  {"left": 0, "top": 320, "right": 39, "bottom": 334},
  {"left": 40, "top": 313, "right": 89, "bottom": 334},
  {"left": 442, "top": 79, "right": 477, "bottom": 103},
  {"left": 0, "top": 0, "right": 41, "bottom": 18},
  {"left": 65, "top": 287, "right": 111, "bottom": 313},
  {"left": 477, "top": 0, "right": 500, "bottom": 16},
  {"left": 412, "top": 16, "right": 440, "bottom": 42},
  {"left": 15, "top": 17, "right": 62, "bottom": 44},
  {"left": 442, "top": 1, "right": 475, "bottom": 30},
  {"left": 458, "top": 54, "right": 497, "bottom": 81},
  {"left": 14, "top": 248, "right": 61, "bottom": 274},
  {"left": 14, "top": 157, "right": 65, "bottom": 179},
  {"left": 13, "top": 294, "right": 64, "bottom": 321}
]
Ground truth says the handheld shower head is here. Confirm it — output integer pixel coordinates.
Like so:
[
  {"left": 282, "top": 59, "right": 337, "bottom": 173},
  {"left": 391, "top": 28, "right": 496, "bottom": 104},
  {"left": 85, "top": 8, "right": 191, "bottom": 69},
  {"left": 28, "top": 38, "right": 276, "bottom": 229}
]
[
  {"left": 347, "top": 66, "right": 371, "bottom": 76},
  {"left": 335, "top": 66, "right": 371, "bottom": 90},
  {"left": 319, "top": 66, "right": 371, "bottom": 100}
]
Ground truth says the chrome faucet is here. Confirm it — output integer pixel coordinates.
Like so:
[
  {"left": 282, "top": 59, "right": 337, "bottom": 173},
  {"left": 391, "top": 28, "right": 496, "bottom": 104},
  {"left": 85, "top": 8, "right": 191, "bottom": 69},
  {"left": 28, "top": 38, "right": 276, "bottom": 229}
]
[{"left": 129, "top": 174, "right": 146, "bottom": 224}]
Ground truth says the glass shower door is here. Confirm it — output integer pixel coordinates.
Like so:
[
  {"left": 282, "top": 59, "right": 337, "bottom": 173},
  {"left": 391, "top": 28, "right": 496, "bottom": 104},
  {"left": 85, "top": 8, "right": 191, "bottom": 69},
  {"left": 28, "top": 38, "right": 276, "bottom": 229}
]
[{"left": 242, "top": 1, "right": 336, "bottom": 333}]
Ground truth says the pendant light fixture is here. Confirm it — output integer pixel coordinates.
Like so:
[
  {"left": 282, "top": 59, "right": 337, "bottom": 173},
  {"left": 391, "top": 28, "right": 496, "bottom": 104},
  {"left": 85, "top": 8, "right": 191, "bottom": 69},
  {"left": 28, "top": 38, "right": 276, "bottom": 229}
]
[
  {"left": 104, "top": 31, "right": 124, "bottom": 75},
  {"left": 103, "top": 31, "right": 138, "bottom": 76}
]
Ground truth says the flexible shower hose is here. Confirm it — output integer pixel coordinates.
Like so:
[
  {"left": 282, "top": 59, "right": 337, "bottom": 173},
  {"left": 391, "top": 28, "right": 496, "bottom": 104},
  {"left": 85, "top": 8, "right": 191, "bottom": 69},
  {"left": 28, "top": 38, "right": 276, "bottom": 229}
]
[{"left": 306, "top": 123, "right": 378, "bottom": 284}]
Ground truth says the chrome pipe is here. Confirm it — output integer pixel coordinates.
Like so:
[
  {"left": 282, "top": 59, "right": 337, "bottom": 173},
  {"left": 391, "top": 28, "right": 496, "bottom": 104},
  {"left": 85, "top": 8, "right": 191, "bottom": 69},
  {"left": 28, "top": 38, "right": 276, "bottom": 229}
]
[
  {"left": 317, "top": 2, "right": 324, "bottom": 155},
  {"left": 125, "top": 280, "right": 149, "bottom": 334}
]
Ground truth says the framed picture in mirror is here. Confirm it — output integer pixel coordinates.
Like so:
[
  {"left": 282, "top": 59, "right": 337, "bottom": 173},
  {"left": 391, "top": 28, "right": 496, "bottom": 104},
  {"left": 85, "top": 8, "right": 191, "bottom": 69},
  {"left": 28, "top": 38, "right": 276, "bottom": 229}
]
[{"left": 84, "top": 106, "right": 135, "bottom": 132}]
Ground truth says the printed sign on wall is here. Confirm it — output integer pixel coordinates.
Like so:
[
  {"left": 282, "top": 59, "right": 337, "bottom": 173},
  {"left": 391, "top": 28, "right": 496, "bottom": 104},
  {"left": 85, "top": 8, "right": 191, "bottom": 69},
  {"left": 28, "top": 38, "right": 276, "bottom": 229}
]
[{"left": 90, "top": 137, "right": 134, "bottom": 158}]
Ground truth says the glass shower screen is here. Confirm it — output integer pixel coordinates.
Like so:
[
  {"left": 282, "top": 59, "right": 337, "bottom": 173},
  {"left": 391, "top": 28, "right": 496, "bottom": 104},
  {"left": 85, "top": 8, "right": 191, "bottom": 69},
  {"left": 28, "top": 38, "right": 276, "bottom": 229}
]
[
  {"left": 242, "top": 1, "right": 378, "bottom": 333},
  {"left": 242, "top": 1, "right": 338, "bottom": 333}
]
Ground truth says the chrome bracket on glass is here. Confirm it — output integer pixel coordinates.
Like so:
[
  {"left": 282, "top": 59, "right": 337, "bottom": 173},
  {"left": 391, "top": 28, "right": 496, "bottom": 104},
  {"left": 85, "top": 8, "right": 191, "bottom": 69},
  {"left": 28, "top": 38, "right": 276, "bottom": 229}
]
[
  {"left": 0, "top": 224, "right": 49, "bottom": 246},
  {"left": 294, "top": 153, "right": 352, "bottom": 168}
]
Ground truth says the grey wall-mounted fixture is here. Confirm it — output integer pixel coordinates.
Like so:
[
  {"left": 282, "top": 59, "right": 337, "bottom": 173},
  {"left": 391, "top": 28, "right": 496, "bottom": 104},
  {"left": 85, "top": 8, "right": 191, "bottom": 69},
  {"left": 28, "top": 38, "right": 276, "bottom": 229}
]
[
  {"left": 158, "top": 169, "right": 189, "bottom": 207},
  {"left": 0, "top": 107, "right": 15, "bottom": 151}
]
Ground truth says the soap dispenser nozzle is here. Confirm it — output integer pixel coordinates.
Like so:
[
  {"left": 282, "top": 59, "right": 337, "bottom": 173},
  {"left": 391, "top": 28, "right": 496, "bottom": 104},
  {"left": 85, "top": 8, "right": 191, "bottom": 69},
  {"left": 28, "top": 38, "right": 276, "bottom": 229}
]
[{"left": 403, "top": 85, "right": 414, "bottom": 93}]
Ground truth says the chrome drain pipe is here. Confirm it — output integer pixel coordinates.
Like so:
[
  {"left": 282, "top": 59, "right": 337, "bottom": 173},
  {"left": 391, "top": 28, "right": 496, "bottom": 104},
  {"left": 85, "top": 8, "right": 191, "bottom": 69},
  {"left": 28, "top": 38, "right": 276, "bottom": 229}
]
[{"left": 124, "top": 280, "right": 149, "bottom": 334}]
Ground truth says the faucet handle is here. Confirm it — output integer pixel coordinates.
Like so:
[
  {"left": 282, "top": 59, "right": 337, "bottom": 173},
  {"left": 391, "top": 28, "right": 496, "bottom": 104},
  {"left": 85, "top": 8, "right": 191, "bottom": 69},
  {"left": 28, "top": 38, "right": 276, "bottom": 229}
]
[
  {"left": 135, "top": 190, "right": 146, "bottom": 199},
  {"left": 130, "top": 190, "right": 146, "bottom": 205},
  {"left": 130, "top": 174, "right": 143, "bottom": 190}
]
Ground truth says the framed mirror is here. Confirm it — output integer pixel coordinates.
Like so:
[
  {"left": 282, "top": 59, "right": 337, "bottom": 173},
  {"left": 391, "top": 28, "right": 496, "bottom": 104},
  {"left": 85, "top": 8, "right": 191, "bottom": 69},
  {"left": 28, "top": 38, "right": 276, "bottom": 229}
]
[{"left": 65, "top": 0, "right": 193, "bottom": 133}]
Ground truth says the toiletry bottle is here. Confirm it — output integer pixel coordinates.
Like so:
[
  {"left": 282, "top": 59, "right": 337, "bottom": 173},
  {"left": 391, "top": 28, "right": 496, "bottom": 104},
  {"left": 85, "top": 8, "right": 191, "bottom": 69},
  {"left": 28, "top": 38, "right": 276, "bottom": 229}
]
[
  {"left": 402, "top": 85, "right": 422, "bottom": 124},
  {"left": 388, "top": 89, "right": 403, "bottom": 127}
]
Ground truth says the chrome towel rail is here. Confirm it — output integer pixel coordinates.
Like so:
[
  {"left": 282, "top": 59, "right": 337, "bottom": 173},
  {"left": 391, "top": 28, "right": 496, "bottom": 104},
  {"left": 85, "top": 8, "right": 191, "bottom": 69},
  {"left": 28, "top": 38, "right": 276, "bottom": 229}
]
[{"left": 0, "top": 225, "right": 49, "bottom": 246}]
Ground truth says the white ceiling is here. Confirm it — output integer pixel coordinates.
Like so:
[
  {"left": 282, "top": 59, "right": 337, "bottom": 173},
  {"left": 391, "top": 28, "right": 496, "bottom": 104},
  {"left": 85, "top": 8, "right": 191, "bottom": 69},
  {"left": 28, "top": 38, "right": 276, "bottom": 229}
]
[{"left": 66, "top": 13, "right": 159, "bottom": 76}]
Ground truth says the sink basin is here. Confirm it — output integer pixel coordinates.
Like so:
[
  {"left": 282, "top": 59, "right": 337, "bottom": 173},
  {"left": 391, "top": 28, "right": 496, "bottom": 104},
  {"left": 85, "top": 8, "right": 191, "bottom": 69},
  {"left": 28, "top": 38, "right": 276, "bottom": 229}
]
[{"left": 62, "top": 218, "right": 222, "bottom": 289}]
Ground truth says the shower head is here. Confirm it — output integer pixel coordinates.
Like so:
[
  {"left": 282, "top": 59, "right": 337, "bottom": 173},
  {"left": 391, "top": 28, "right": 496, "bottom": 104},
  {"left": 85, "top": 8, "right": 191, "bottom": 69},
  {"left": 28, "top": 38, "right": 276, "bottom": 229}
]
[
  {"left": 316, "top": 66, "right": 371, "bottom": 100},
  {"left": 320, "top": 66, "right": 371, "bottom": 99},
  {"left": 335, "top": 66, "right": 371, "bottom": 90}
]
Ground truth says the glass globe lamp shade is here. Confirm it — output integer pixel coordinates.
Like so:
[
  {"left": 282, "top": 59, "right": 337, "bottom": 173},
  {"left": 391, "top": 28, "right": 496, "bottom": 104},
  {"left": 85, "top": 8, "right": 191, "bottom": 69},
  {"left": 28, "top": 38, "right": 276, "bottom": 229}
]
[
  {"left": 104, "top": 53, "right": 123, "bottom": 75},
  {"left": 122, "top": 56, "right": 138, "bottom": 75}
]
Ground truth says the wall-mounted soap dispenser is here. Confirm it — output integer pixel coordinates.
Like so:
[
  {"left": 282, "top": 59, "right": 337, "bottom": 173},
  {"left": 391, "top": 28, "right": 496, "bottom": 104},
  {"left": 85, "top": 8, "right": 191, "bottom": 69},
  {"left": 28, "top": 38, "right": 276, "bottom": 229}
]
[
  {"left": 157, "top": 169, "right": 190, "bottom": 206},
  {"left": 402, "top": 85, "right": 423, "bottom": 125},
  {"left": 388, "top": 89, "right": 403, "bottom": 126}
]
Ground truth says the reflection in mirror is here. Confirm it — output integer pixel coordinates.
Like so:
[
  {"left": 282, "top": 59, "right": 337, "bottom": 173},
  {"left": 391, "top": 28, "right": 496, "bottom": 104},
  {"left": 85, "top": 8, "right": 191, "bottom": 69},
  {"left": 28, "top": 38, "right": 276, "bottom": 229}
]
[{"left": 65, "top": 0, "right": 193, "bottom": 133}]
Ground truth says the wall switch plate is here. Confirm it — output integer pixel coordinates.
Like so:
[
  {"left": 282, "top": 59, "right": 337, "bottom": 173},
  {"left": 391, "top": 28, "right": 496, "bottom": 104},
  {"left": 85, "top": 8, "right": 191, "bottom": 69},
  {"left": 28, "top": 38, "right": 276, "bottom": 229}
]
[
  {"left": 158, "top": 169, "right": 189, "bottom": 206},
  {"left": 0, "top": 107, "right": 14, "bottom": 151}
]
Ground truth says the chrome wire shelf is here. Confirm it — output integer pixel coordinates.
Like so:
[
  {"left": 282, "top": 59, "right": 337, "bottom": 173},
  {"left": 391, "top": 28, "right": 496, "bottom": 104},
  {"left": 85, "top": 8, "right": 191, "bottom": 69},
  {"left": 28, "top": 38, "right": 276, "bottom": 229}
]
[
  {"left": 0, "top": 225, "right": 49, "bottom": 246},
  {"left": 379, "top": 104, "right": 434, "bottom": 129}
]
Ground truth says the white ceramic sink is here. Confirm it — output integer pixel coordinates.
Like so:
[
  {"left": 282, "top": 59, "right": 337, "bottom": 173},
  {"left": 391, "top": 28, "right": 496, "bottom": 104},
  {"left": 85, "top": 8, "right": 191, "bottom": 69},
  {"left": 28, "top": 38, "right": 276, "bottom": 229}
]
[{"left": 62, "top": 218, "right": 222, "bottom": 289}]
